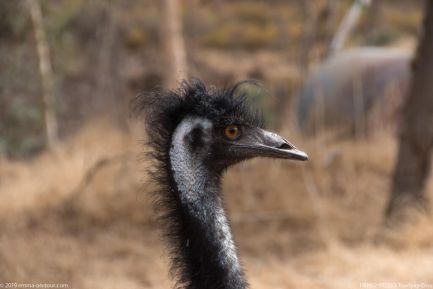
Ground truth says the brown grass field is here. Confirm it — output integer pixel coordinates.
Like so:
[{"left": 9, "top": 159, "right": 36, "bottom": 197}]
[{"left": 0, "top": 121, "right": 432, "bottom": 289}]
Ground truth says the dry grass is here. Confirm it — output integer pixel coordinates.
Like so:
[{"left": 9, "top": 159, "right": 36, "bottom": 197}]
[{"left": 0, "top": 121, "right": 432, "bottom": 289}]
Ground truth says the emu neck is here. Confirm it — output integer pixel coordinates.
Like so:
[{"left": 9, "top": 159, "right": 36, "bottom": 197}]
[{"left": 169, "top": 118, "right": 246, "bottom": 289}]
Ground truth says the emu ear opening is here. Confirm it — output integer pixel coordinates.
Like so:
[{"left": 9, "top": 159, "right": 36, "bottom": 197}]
[{"left": 185, "top": 123, "right": 211, "bottom": 149}]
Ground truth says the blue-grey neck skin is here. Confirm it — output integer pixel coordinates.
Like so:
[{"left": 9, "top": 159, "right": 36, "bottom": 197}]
[{"left": 169, "top": 117, "right": 247, "bottom": 289}]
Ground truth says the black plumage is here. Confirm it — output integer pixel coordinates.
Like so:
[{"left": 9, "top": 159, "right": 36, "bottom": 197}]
[{"left": 133, "top": 79, "right": 307, "bottom": 289}]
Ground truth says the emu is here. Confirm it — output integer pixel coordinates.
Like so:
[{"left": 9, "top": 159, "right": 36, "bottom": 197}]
[{"left": 135, "top": 80, "right": 308, "bottom": 289}]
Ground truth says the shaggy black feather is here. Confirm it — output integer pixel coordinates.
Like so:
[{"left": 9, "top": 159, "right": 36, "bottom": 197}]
[{"left": 133, "top": 79, "right": 264, "bottom": 289}]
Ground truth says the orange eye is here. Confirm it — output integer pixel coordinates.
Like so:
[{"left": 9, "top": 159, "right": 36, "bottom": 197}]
[{"left": 224, "top": 125, "right": 241, "bottom": 140}]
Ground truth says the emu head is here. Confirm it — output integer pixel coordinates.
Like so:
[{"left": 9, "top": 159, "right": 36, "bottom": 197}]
[{"left": 135, "top": 80, "right": 308, "bottom": 172}]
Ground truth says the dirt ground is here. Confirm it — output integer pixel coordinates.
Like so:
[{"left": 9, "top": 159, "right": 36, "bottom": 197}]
[{"left": 0, "top": 122, "right": 432, "bottom": 289}]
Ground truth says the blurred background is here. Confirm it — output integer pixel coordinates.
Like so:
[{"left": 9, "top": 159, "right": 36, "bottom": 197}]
[{"left": 1, "top": 0, "right": 432, "bottom": 288}]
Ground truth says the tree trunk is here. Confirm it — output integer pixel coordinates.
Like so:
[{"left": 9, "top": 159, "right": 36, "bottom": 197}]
[
  {"left": 328, "top": 0, "right": 371, "bottom": 57},
  {"left": 386, "top": 0, "right": 433, "bottom": 219},
  {"left": 161, "top": 0, "right": 188, "bottom": 89},
  {"left": 27, "top": 0, "right": 58, "bottom": 149}
]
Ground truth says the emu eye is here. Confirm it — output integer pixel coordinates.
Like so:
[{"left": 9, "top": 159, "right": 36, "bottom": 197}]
[{"left": 224, "top": 125, "right": 241, "bottom": 140}]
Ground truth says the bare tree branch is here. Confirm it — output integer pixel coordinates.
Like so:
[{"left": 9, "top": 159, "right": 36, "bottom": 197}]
[
  {"left": 161, "top": 0, "right": 188, "bottom": 88},
  {"left": 328, "top": 0, "right": 371, "bottom": 57},
  {"left": 27, "top": 0, "right": 58, "bottom": 148}
]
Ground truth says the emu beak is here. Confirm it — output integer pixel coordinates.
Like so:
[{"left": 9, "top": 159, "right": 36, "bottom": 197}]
[
  {"left": 235, "top": 129, "right": 308, "bottom": 161},
  {"left": 255, "top": 129, "right": 308, "bottom": 161}
]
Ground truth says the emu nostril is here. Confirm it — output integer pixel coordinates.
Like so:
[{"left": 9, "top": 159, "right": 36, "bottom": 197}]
[{"left": 278, "top": 142, "right": 294, "bottom": 150}]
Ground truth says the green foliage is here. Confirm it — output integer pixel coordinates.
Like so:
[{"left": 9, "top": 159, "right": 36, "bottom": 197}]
[
  {"left": 124, "top": 26, "right": 151, "bottom": 50},
  {"left": 0, "top": 98, "right": 44, "bottom": 158},
  {"left": 201, "top": 3, "right": 281, "bottom": 50},
  {"left": 234, "top": 82, "right": 273, "bottom": 124},
  {"left": 0, "top": 1, "right": 29, "bottom": 41},
  {"left": 44, "top": 0, "right": 82, "bottom": 41},
  {"left": 234, "top": 4, "right": 272, "bottom": 24},
  {"left": 365, "top": 28, "right": 401, "bottom": 46},
  {"left": 202, "top": 21, "right": 279, "bottom": 50},
  {"left": 386, "top": 8, "right": 421, "bottom": 35}
]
